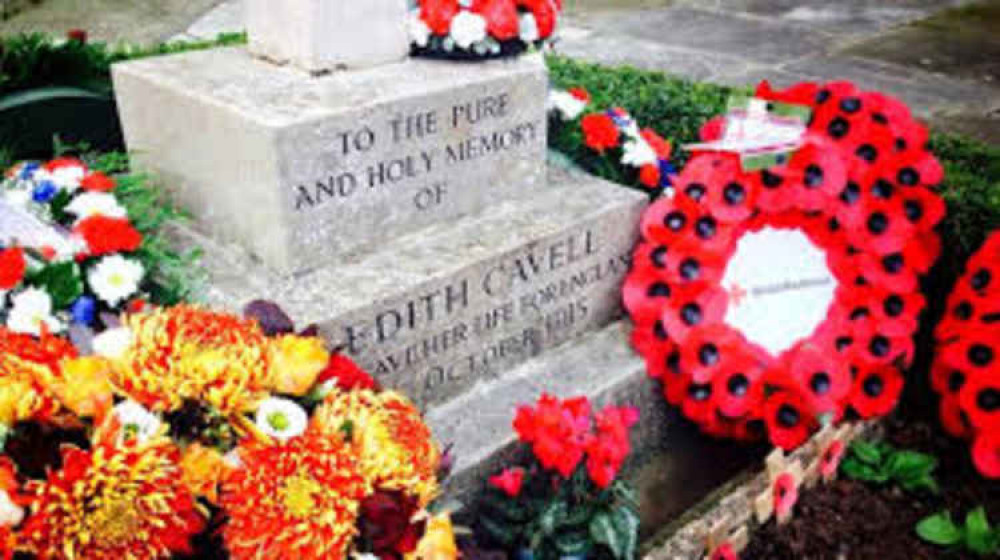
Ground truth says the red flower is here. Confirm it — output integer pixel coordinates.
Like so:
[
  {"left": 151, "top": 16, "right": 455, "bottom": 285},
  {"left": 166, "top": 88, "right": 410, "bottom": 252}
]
[
  {"left": 73, "top": 216, "right": 143, "bottom": 256},
  {"left": 972, "top": 432, "right": 1000, "bottom": 479},
  {"left": 420, "top": 0, "right": 460, "bottom": 34},
  {"left": 489, "top": 468, "right": 525, "bottom": 497},
  {"left": 639, "top": 164, "right": 661, "bottom": 189},
  {"left": 850, "top": 365, "right": 904, "bottom": 418},
  {"left": 513, "top": 394, "right": 592, "bottom": 478},
  {"left": 756, "top": 80, "right": 819, "bottom": 106},
  {"left": 959, "top": 375, "right": 1000, "bottom": 433},
  {"left": 939, "top": 393, "right": 973, "bottom": 439},
  {"left": 786, "top": 343, "right": 850, "bottom": 415},
  {"left": 0, "top": 247, "right": 25, "bottom": 290},
  {"left": 568, "top": 87, "right": 591, "bottom": 104},
  {"left": 474, "top": 0, "right": 519, "bottom": 40},
  {"left": 359, "top": 490, "right": 426, "bottom": 558},
  {"left": 581, "top": 113, "right": 620, "bottom": 153},
  {"left": 43, "top": 157, "right": 84, "bottom": 172},
  {"left": 680, "top": 323, "right": 745, "bottom": 384},
  {"left": 710, "top": 543, "right": 739, "bottom": 560},
  {"left": 585, "top": 406, "right": 638, "bottom": 488},
  {"left": 516, "top": 0, "right": 559, "bottom": 38},
  {"left": 713, "top": 363, "right": 764, "bottom": 419},
  {"left": 640, "top": 128, "right": 672, "bottom": 158},
  {"left": 819, "top": 440, "right": 845, "bottom": 481},
  {"left": 318, "top": 353, "right": 380, "bottom": 391},
  {"left": 773, "top": 472, "right": 799, "bottom": 521},
  {"left": 764, "top": 390, "right": 816, "bottom": 451},
  {"left": 66, "top": 28, "right": 88, "bottom": 43},
  {"left": 80, "top": 171, "right": 116, "bottom": 192},
  {"left": 659, "top": 284, "right": 728, "bottom": 344},
  {"left": 699, "top": 116, "right": 726, "bottom": 142}
]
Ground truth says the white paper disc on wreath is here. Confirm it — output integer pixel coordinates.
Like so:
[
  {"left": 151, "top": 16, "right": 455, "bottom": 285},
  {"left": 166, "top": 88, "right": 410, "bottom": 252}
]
[{"left": 721, "top": 227, "right": 835, "bottom": 356}]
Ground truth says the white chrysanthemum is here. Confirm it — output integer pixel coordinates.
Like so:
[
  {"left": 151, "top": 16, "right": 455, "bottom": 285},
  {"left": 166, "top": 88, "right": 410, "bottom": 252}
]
[
  {"left": 547, "top": 90, "right": 588, "bottom": 120},
  {"left": 519, "top": 12, "right": 540, "bottom": 42},
  {"left": 35, "top": 164, "right": 85, "bottom": 193},
  {"left": 450, "top": 10, "right": 487, "bottom": 49},
  {"left": 114, "top": 400, "right": 161, "bottom": 444},
  {"left": 65, "top": 192, "right": 127, "bottom": 223},
  {"left": 621, "top": 138, "right": 659, "bottom": 167},
  {"left": 0, "top": 490, "right": 24, "bottom": 528},
  {"left": 88, "top": 255, "right": 144, "bottom": 307},
  {"left": 255, "top": 397, "right": 308, "bottom": 441},
  {"left": 92, "top": 327, "right": 134, "bottom": 359},
  {"left": 408, "top": 11, "right": 432, "bottom": 47},
  {"left": 6, "top": 288, "right": 64, "bottom": 336}
]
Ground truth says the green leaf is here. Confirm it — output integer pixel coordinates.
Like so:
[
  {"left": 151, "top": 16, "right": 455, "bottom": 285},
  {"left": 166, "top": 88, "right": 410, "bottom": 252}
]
[
  {"left": 554, "top": 530, "right": 592, "bottom": 556},
  {"left": 965, "top": 507, "right": 996, "bottom": 555},
  {"left": 538, "top": 500, "right": 568, "bottom": 535},
  {"left": 610, "top": 506, "right": 640, "bottom": 560},
  {"left": 590, "top": 512, "right": 623, "bottom": 559},
  {"left": 850, "top": 441, "right": 883, "bottom": 465},
  {"left": 479, "top": 514, "right": 517, "bottom": 547},
  {"left": 917, "top": 512, "right": 964, "bottom": 546},
  {"left": 25, "top": 261, "right": 83, "bottom": 309},
  {"left": 841, "top": 458, "right": 889, "bottom": 483},
  {"left": 887, "top": 451, "right": 937, "bottom": 480},
  {"left": 482, "top": 492, "right": 533, "bottom": 523}
]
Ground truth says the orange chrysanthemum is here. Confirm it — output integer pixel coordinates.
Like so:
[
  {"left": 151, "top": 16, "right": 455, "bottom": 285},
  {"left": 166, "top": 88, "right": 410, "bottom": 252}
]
[
  {"left": 111, "top": 305, "right": 274, "bottom": 416},
  {"left": 0, "top": 328, "right": 78, "bottom": 425},
  {"left": 221, "top": 429, "right": 366, "bottom": 560},
  {"left": 20, "top": 430, "right": 205, "bottom": 560},
  {"left": 314, "top": 389, "right": 440, "bottom": 506}
]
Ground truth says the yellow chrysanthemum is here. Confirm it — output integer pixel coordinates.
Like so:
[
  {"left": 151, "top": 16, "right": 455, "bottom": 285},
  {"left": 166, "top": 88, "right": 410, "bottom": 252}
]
[
  {"left": 268, "top": 335, "right": 329, "bottom": 396},
  {"left": 313, "top": 389, "right": 440, "bottom": 506},
  {"left": 48, "top": 357, "right": 114, "bottom": 420},
  {"left": 0, "top": 328, "right": 78, "bottom": 426},
  {"left": 110, "top": 305, "right": 275, "bottom": 416}
]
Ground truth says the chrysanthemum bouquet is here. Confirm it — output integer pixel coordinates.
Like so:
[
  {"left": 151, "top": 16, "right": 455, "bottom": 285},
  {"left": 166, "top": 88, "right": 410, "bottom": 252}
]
[
  {"left": 409, "top": 0, "right": 561, "bottom": 59},
  {"left": 0, "top": 157, "right": 195, "bottom": 338},
  {"left": 548, "top": 87, "right": 678, "bottom": 197},
  {"left": 0, "top": 303, "right": 447, "bottom": 560},
  {"left": 480, "top": 394, "right": 640, "bottom": 560}
]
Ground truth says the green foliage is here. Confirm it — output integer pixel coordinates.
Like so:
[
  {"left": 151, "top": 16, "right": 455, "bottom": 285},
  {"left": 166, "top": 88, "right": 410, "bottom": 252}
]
[
  {"left": 0, "top": 32, "right": 247, "bottom": 97},
  {"left": 840, "top": 440, "right": 939, "bottom": 494},
  {"left": 480, "top": 466, "right": 639, "bottom": 560},
  {"left": 917, "top": 507, "right": 1000, "bottom": 556},
  {"left": 24, "top": 261, "right": 83, "bottom": 308}
]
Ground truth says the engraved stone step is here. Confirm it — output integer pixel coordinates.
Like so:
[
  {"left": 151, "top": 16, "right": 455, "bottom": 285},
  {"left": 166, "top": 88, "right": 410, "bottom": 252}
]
[
  {"left": 188, "top": 165, "right": 647, "bottom": 407},
  {"left": 113, "top": 47, "right": 547, "bottom": 272},
  {"left": 428, "top": 320, "right": 761, "bottom": 526}
]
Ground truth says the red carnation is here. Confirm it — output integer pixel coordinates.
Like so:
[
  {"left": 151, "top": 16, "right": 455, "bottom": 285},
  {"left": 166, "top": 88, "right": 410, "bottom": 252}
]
[
  {"left": 640, "top": 128, "right": 672, "bottom": 158},
  {"left": 80, "top": 171, "right": 116, "bottom": 192},
  {"left": 67, "top": 29, "right": 88, "bottom": 43},
  {"left": 43, "top": 157, "right": 84, "bottom": 172},
  {"left": 474, "top": 0, "right": 519, "bottom": 40},
  {"left": 639, "top": 164, "right": 661, "bottom": 189},
  {"left": 318, "top": 353, "right": 379, "bottom": 391},
  {"left": 489, "top": 468, "right": 524, "bottom": 497},
  {"left": 0, "top": 247, "right": 26, "bottom": 290},
  {"left": 420, "top": 0, "right": 460, "bottom": 35},
  {"left": 73, "top": 216, "right": 143, "bottom": 256},
  {"left": 581, "top": 114, "right": 620, "bottom": 153}
]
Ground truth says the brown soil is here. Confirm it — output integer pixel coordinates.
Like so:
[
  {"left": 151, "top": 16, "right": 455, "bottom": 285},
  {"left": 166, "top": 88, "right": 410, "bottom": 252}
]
[{"left": 743, "top": 418, "right": 1000, "bottom": 560}]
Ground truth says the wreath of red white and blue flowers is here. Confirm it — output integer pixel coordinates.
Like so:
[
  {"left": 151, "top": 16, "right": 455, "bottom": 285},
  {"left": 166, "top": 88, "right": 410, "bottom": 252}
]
[
  {"left": 624, "top": 80, "right": 946, "bottom": 450},
  {"left": 409, "top": 0, "right": 561, "bottom": 59}
]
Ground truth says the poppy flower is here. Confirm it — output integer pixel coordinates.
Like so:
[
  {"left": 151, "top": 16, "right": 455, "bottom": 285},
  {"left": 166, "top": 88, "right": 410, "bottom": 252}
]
[
  {"left": 751, "top": 164, "right": 800, "bottom": 214},
  {"left": 420, "top": 0, "right": 460, "bottom": 34},
  {"left": 622, "top": 265, "right": 673, "bottom": 323},
  {"left": 939, "top": 335, "right": 1000, "bottom": 374},
  {"left": 710, "top": 543, "right": 740, "bottom": 560},
  {"left": 659, "top": 284, "right": 728, "bottom": 343},
  {"left": 895, "top": 183, "right": 945, "bottom": 233},
  {"left": 764, "top": 390, "right": 816, "bottom": 451},
  {"left": 713, "top": 363, "right": 764, "bottom": 419},
  {"left": 972, "top": 432, "right": 1000, "bottom": 479},
  {"left": 699, "top": 116, "right": 726, "bottom": 142},
  {"left": 939, "top": 393, "right": 974, "bottom": 439},
  {"left": 786, "top": 344, "right": 850, "bottom": 415},
  {"left": 707, "top": 172, "right": 759, "bottom": 223},
  {"left": 640, "top": 194, "right": 703, "bottom": 247},
  {"left": 929, "top": 360, "right": 967, "bottom": 397},
  {"left": 841, "top": 196, "right": 916, "bottom": 256},
  {"left": 756, "top": 80, "right": 819, "bottom": 106},
  {"left": 660, "top": 354, "right": 692, "bottom": 407},
  {"left": 581, "top": 113, "right": 620, "bottom": 153},
  {"left": 959, "top": 376, "right": 1000, "bottom": 433},
  {"left": 680, "top": 323, "right": 746, "bottom": 383},
  {"left": 850, "top": 366, "right": 904, "bottom": 418},
  {"left": 819, "top": 439, "right": 845, "bottom": 481},
  {"left": 489, "top": 468, "right": 524, "bottom": 497},
  {"left": 632, "top": 320, "right": 673, "bottom": 372},
  {"left": 681, "top": 381, "right": 718, "bottom": 427},
  {"left": 868, "top": 289, "right": 924, "bottom": 338},
  {"left": 785, "top": 136, "right": 847, "bottom": 211},
  {"left": 0, "top": 247, "right": 25, "bottom": 290},
  {"left": 773, "top": 471, "right": 799, "bottom": 522}
]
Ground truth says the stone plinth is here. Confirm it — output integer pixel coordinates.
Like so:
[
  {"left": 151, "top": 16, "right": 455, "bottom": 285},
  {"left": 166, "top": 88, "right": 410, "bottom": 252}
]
[
  {"left": 246, "top": 0, "right": 410, "bottom": 72},
  {"left": 184, "top": 166, "right": 647, "bottom": 407},
  {"left": 113, "top": 48, "right": 548, "bottom": 273}
]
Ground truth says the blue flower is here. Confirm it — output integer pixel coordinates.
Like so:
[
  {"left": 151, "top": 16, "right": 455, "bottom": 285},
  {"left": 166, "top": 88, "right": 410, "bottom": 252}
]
[
  {"left": 18, "top": 162, "right": 40, "bottom": 181},
  {"left": 659, "top": 159, "right": 678, "bottom": 188},
  {"left": 31, "top": 180, "right": 58, "bottom": 203},
  {"left": 70, "top": 295, "right": 97, "bottom": 325}
]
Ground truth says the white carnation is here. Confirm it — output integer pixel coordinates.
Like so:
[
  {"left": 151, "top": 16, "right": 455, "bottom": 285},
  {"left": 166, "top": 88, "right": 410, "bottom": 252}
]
[
  {"left": 114, "top": 400, "right": 161, "bottom": 444},
  {"left": 621, "top": 138, "right": 659, "bottom": 168},
  {"left": 88, "top": 255, "right": 144, "bottom": 307},
  {"left": 450, "top": 11, "right": 487, "bottom": 49},
  {"left": 65, "top": 192, "right": 127, "bottom": 223},
  {"left": 547, "top": 90, "right": 588, "bottom": 120},
  {"left": 408, "top": 11, "right": 432, "bottom": 47},
  {"left": 93, "top": 327, "right": 134, "bottom": 359},
  {"left": 6, "top": 288, "right": 64, "bottom": 336},
  {"left": 255, "top": 397, "right": 308, "bottom": 441},
  {"left": 34, "top": 164, "right": 85, "bottom": 193},
  {"left": 519, "top": 12, "right": 540, "bottom": 42}
]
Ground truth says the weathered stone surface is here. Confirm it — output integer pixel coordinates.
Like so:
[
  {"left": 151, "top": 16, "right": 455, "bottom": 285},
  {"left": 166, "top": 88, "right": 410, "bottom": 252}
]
[
  {"left": 184, "top": 166, "right": 647, "bottom": 407},
  {"left": 246, "top": 0, "right": 409, "bottom": 72},
  {"left": 113, "top": 47, "right": 548, "bottom": 272}
]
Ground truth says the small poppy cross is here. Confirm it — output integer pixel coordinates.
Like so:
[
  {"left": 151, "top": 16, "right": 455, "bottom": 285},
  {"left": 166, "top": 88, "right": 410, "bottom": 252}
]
[{"left": 727, "top": 283, "right": 749, "bottom": 307}]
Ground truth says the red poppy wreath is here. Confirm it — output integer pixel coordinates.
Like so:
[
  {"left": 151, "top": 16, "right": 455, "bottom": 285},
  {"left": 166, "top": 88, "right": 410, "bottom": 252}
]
[
  {"left": 409, "top": 0, "right": 561, "bottom": 59},
  {"left": 623, "top": 80, "right": 946, "bottom": 450},
  {"left": 931, "top": 231, "right": 1000, "bottom": 478}
]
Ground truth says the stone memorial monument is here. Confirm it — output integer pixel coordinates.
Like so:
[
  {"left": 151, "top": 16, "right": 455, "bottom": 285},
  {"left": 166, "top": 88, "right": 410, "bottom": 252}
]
[{"left": 113, "top": 2, "right": 753, "bottom": 508}]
